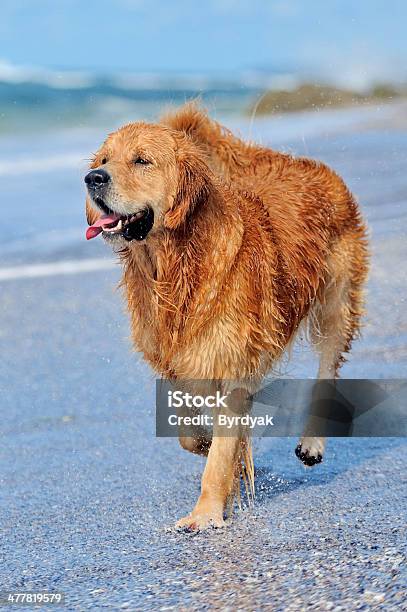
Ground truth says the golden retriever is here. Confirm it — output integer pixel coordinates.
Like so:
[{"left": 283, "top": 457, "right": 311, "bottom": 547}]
[{"left": 84, "top": 103, "right": 369, "bottom": 530}]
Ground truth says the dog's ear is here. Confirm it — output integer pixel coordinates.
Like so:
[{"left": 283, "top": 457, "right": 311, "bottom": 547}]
[{"left": 164, "top": 153, "right": 211, "bottom": 229}]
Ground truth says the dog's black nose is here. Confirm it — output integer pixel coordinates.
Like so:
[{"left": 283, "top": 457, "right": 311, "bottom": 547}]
[{"left": 85, "top": 169, "right": 110, "bottom": 189}]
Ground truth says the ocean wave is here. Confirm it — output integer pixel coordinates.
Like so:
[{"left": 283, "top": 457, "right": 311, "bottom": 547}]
[
  {"left": 0, "top": 152, "right": 87, "bottom": 176},
  {"left": 0, "top": 58, "right": 285, "bottom": 92},
  {"left": 0, "top": 59, "right": 95, "bottom": 89}
]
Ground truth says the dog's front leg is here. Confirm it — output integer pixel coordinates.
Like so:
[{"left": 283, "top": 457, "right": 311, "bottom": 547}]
[{"left": 176, "top": 386, "right": 250, "bottom": 531}]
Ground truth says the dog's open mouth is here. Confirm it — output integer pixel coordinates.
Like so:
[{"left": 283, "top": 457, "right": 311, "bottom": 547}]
[{"left": 86, "top": 203, "right": 154, "bottom": 242}]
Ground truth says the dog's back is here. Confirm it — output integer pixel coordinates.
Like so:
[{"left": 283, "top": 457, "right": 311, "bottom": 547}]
[{"left": 163, "top": 104, "right": 369, "bottom": 369}]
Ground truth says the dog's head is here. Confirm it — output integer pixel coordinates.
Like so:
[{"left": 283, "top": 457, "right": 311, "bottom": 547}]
[{"left": 85, "top": 122, "right": 210, "bottom": 245}]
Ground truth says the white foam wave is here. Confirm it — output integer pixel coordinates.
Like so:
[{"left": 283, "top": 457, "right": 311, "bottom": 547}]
[
  {"left": 0, "top": 258, "right": 116, "bottom": 282},
  {"left": 0, "top": 153, "right": 88, "bottom": 176},
  {"left": 0, "top": 58, "right": 300, "bottom": 92},
  {"left": 0, "top": 58, "right": 94, "bottom": 89}
]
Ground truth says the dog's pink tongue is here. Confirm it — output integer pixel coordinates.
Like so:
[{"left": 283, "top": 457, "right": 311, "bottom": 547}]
[{"left": 86, "top": 213, "right": 121, "bottom": 240}]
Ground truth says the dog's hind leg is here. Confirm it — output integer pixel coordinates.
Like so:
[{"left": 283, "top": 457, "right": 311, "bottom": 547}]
[{"left": 296, "top": 233, "right": 368, "bottom": 466}]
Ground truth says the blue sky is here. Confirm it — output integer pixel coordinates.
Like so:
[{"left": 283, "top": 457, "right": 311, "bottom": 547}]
[{"left": 1, "top": 0, "right": 406, "bottom": 83}]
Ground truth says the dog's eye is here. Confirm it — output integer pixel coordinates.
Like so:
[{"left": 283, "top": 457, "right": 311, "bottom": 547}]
[
  {"left": 101, "top": 157, "right": 107, "bottom": 164},
  {"left": 134, "top": 157, "right": 150, "bottom": 165}
]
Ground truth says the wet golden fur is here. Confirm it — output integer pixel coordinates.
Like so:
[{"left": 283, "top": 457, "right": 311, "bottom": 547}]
[{"left": 86, "top": 103, "right": 369, "bottom": 530}]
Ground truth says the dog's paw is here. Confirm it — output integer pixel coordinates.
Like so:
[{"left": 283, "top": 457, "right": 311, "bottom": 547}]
[
  {"left": 295, "top": 437, "right": 324, "bottom": 467},
  {"left": 175, "top": 511, "right": 225, "bottom": 532}
]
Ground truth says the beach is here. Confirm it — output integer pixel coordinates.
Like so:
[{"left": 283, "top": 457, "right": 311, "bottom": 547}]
[{"left": 1, "top": 102, "right": 406, "bottom": 608}]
